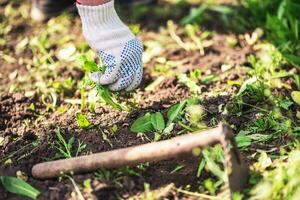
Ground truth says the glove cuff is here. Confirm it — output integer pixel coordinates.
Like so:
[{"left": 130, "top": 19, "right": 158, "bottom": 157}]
[{"left": 76, "top": 0, "right": 134, "bottom": 56}]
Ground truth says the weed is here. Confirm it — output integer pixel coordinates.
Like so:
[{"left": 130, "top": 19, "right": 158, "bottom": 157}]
[
  {"left": 292, "top": 74, "right": 300, "bottom": 90},
  {"left": 250, "top": 148, "right": 300, "bottom": 200},
  {"left": 291, "top": 91, "right": 300, "bottom": 105},
  {"left": 131, "top": 97, "right": 207, "bottom": 140},
  {"left": 2, "top": 0, "right": 300, "bottom": 198},
  {"left": 53, "top": 128, "right": 86, "bottom": 159},
  {"left": 131, "top": 100, "right": 191, "bottom": 140},
  {"left": 170, "top": 165, "right": 185, "bottom": 174},
  {"left": 95, "top": 166, "right": 141, "bottom": 188},
  {"left": 78, "top": 55, "right": 123, "bottom": 110},
  {"left": 244, "top": 0, "right": 300, "bottom": 66},
  {"left": 76, "top": 112, "right": 92, "bottom": 129},
  {"left": 131, "top": 112, "right": 166, "bottom": 141},
  {"left": 181, "top": 3, "right": 247, "bottom": 33},
  {"left": 178, "top": 73, "right": 202, "bottom": 94}
]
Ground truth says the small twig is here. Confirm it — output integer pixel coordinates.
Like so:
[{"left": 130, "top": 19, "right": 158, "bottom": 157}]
[
  {"left": 176, "top": 188, "right": 222, "bottom": 200},
  {"left": 0, "top": 142, "right": 36, "bottom": 163},
  {"left": 65, "top": 175, "right": 85, "bottom": 200},
  {"left": 168, "top": 21, "right": 191, "bottom": 51}
]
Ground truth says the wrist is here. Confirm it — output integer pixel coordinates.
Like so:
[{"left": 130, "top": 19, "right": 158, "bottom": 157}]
[
  {"left": 76, "top": 0, "right": 134, "bottom": 55},
  {"left": 77, "top": 0, "right": 111, "bottom": 6}
]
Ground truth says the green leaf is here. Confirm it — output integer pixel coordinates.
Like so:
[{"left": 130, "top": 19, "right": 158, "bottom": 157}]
[
  {"left": 237, "top": 77, "right": 257, "bottom": 96},
  {"left": 55, "top": 147, "right": 70, "bottom": 158},
  {"left": 286, "top": 0, "right": 300, "bottom": 20},
  {"left": 84, "top": 61, "right": 99, "bottom": 72},
  {"left": 163, "top": 123, "right": 175, "bottom": 135},
  {"left": 279, "top": 98, "right": 293, "bottom": 110},
  {"left": 167, "top": 100, "right": 187, "bottom": 125},
  {"left": 76, "top": 112, "right": 91, "bottom": 129},
  {"left": 170, "top": 165, "right": 185, "bottom": 174},
  {"left": 177, "top": 74, "right": 201, "bottom": 93},
  {"left": 67, "top": 137, "right": 75, "bottom": 150},
  {"left": 284, "top": 54, "right": 300, "bottom": 68},
  {"left": 154, "top": 132, "right": 162, "bottom": 141},
  {"left": 196, "top": 158, "right": 206, "bottom": 178},
  {"left": 202, "top": 74, "right": 218, "bottom": 84},
  {"left": 291, "top": 91, "right": 300, "bottom": 105},
  {"left": 236, "top": 135, "right": 252, "bottom": 148},
  {"left": 79, "top": 57, "right": 97, "bottom": 72},
  {"left": 0, "top": 176, "right": 40, "bottom": 200},
  {"left": 131, "top": 113, "right": 154, "bottom": 133},
  {"left": 151, "top": 112, "right": 165, "bottom": 132},
  {"left": 78, "top": 55, "right": 101, "bottom": 72},
  {"left": 96, "top": 85, "right": 122, "bottom": 110},
  {"left": 203, "top": 150, "right": 226, "bottom": 181},
  {"left": 180, "top": 4, "right": 208, "bottom": 25}
]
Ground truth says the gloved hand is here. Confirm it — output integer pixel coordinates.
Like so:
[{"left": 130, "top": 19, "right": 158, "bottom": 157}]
[{"left": 77, "top": 0, "right": 143, "bottom": 91}]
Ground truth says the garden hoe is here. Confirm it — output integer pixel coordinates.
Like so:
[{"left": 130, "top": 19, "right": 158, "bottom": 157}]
[{"left": 32, "top": 123, "right": 249, "bottom": 197}]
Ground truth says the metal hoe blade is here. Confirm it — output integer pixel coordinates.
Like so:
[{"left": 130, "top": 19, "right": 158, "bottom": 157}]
[{"left": 219, "top": 124, "right": 249, "bottom": 195}]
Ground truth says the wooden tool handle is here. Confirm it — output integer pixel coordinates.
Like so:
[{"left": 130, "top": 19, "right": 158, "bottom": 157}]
[{"left": 32, "top": 124, "right": 226, "bottom": 179}]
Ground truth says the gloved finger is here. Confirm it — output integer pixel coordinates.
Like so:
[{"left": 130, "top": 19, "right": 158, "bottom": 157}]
[
  {"left": 125, "top": 67, "right": 143, "bottom": 91},
  {"left": 121, "top": 39, "right": 143, "bottom": 91},
  {"left": 89, "top": 72, "right": 102, "bottom": 84},
  {"left": 108, "top": 59, "right": 136, "bottom": 91},
  {"left": 108, "top": 70, "right": 135, "bottom": 91},
  {"left": 109, "top": 41, "right": 142, "bottom": 91},
  {"left": 98, "top": 51, "right": 121, "bottom": 85}
]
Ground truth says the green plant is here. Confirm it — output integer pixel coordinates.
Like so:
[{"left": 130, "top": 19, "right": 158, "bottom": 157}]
[
  {"left": 95, "top": 169, "right": 124, "bottom": 188},
  {"left": 54, "top": 128, "right": 86, "bottom": 159},
  {"left": 130, "top": 100, "right": 189, "bottom": 140},
  {"left": 76, "top": 112, "right": 92, "bottom": 129},
  {"left": 196, "top": 145, "right": 226, "bottom": 195},
  {"left": 130, "top": 98, "right": 207, "bottom": 140},
  {"left": 0, "top": 176, "right": 40, "bottom": 200},
  {"left": 131, "top": 112, "right": 166, "bottom": 141},
  {"left": 291, "top": 91, "right": 300, "bottom": 105},
  {"left": 166, "top": 100, "right": 187, "bottom": 126},
  {"left": 95, "top": 166, "right": 141, "bottom": 188},
  {"left": 278, "top": 97, "right": 293, "bottom": 110},
  {"left": 250, "top": 148, "right": 300, "bottom": 200},
  {"left": 130, "top": 113, "right": 154, "bottom": 133},
  {"left": 244, "top": 0, "right": 300, "bottom": 66},
  {"left": 178, "top": 73, "right": 201, "bottom": 94},
  {"left": 181, "top": 3, "right": 246, "bottom": 33}
]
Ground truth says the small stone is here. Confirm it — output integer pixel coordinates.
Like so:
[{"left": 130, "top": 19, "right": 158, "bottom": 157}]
[
  {"left": 16, "top": 170, "right": 28, "bottom": 181},
  {"left": 9, "top": 70, "right": 18, "bottom": 80},
  {"left": 0, "top": 136, "right": 4, "bottom": 146}
]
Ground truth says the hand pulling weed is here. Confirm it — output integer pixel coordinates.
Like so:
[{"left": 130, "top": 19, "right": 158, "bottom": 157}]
[{"left": 77, "top": 54, "right": 123, "bottom": 110}]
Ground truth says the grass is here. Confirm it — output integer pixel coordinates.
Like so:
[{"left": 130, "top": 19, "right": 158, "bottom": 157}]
[{"left": 1, "top": 0, "right": 300, "bottom": 199}]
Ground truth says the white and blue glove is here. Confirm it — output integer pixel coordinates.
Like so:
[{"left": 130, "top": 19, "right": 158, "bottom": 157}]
[{"left": 77, "top": 0, "right": 143, "bottom": 91}]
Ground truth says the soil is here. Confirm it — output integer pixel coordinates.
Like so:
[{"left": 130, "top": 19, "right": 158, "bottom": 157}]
[{"left": 0, "top": 1, "right": 257, "bottom": 199}]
